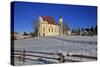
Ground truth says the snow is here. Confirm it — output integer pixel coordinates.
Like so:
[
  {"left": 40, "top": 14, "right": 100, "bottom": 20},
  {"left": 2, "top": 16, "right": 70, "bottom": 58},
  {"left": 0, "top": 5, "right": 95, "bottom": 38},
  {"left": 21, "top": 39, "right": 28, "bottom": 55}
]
[{"left": 14, "top": 35, "right": 97, "bottom": 66}]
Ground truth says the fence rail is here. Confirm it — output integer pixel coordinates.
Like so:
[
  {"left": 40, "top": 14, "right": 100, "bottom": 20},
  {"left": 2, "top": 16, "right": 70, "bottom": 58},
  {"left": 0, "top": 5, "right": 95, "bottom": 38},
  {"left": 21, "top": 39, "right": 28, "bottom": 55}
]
[
  {"left": 48, "top": 37, "right": 97, "bottom": 44},
  {"left": 14, "top": 50, "right": 59, "bottom": 55},
  {"left": 11, "top": 48, "right": 97, "bottom": 65},
  {"left": 66, "top": 54, "right": 97, "bottom": 60}
]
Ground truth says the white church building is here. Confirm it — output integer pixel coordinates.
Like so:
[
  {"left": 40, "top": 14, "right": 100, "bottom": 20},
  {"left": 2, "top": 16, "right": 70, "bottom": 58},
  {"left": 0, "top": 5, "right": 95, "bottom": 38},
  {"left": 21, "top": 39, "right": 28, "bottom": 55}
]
[{"left": 36, "top": 16, "right": 68, "bottom": 36}]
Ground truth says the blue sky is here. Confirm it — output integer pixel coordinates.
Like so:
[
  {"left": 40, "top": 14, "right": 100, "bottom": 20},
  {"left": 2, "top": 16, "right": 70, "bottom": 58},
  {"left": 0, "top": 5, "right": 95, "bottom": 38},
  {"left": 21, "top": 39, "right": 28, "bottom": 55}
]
[{"left": 13, "top": 1, "right": 97, "bottom": 32}]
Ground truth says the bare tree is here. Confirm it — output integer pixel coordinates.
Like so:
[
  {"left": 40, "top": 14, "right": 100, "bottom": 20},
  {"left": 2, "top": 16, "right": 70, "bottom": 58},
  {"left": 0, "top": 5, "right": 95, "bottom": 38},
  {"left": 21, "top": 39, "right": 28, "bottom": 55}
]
[
  {"left": 33, "top": 19, "right": 39, "bottom": 36},
  {"left": 62, "top": 22, "right": 70, "bottom": 35}
]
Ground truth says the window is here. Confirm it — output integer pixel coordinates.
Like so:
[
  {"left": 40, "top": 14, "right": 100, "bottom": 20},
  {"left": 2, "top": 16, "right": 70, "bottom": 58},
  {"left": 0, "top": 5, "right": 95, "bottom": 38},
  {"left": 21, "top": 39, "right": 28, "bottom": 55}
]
[
  {"left": 52, "top": 28, "right": 53, "bottom": 32},
  {"left": 49, "top": 28, "right": 50, "bottom": 32}
]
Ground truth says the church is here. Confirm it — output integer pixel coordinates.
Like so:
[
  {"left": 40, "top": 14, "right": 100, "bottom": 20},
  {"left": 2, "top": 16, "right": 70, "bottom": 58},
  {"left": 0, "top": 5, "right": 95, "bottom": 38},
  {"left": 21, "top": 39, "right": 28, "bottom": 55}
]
[{"left": 36, "top": 16, "right": 67, "bottom": 36}]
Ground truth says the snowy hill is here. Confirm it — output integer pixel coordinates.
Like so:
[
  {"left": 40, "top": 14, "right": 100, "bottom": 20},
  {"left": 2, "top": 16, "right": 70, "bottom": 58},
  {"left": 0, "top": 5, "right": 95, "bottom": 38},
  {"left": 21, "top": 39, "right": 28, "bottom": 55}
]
[{"left": 14, "top": 35, "right": 97, "bottom": 65}]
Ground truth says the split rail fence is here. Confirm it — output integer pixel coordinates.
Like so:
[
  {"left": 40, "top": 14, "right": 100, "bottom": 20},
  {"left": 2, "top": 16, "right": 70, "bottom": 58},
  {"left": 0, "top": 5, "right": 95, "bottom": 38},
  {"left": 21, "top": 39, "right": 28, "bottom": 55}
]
[{"left": 11, "top": 48, "right": 97, "bottom": 65}]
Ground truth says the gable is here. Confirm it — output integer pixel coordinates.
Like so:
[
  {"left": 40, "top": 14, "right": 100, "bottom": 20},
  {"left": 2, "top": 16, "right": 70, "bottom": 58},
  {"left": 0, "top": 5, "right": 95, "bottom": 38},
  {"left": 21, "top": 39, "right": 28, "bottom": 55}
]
[{"left": 42, "top": 16, "right": 59, "bottom": 26}]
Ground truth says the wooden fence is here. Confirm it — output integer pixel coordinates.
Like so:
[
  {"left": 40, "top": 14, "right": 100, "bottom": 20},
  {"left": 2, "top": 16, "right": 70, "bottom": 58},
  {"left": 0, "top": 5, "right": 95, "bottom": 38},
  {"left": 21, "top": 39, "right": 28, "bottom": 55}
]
[
  {"left": 11, "top": 48, "right": 97, "bottom": 65},
  {"left": 11, "top": 48, "right": 65, "bottom": 65}
]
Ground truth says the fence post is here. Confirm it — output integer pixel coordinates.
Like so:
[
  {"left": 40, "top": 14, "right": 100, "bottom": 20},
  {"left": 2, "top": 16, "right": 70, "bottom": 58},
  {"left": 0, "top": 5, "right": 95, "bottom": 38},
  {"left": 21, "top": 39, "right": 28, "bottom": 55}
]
[
  {"left": 19, "top": 48, "right": 25, "bottom": 62},
  {"left": 22, "top": 49, "right": 25, "bottom": 62},
  {"left": 59, "top": 53, "right": 65, "bottom": 63},
  {"left": 66, "top": 52, "right": 69, "bottom": 61},
  {"left": 19, "top": 49, "right": 22, "bottom": 61}
]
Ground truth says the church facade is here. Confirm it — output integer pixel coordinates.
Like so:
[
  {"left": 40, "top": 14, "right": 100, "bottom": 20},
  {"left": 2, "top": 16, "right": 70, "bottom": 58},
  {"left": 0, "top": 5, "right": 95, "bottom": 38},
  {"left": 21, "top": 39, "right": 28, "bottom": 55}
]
[{"left": 37, "top": 16, "right": 65, "bottom": 36}]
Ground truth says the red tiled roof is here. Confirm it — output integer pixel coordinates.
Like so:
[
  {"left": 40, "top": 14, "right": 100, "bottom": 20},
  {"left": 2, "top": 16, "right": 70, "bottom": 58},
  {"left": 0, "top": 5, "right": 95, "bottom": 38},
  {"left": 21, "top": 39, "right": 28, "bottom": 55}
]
[{"left": 42, "top": 16, "right": 59, "bottom": 25}]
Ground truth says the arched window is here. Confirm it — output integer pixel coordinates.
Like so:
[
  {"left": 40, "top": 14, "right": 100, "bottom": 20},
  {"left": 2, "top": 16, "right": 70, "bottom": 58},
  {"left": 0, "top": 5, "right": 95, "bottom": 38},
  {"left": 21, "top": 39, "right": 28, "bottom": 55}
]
[{"left": 49, "top": 28, "right": 50, "bottom": 32}]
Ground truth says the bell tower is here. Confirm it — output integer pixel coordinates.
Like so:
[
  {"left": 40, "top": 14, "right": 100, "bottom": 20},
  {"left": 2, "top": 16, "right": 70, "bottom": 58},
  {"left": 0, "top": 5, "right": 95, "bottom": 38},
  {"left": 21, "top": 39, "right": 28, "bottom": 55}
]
[
  {"left": 59, "top": 16, "right": 63, "bottom": 36},
  {"left": 59, "top": 16, "right": 63, "bottom": 26}
]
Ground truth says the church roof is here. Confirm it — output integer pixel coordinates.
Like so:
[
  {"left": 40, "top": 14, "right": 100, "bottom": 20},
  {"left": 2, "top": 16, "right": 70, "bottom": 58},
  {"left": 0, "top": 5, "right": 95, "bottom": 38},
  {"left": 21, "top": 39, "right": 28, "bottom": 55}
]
[{"left": 42, "top": 16, "right": 59, "bottom": 25}]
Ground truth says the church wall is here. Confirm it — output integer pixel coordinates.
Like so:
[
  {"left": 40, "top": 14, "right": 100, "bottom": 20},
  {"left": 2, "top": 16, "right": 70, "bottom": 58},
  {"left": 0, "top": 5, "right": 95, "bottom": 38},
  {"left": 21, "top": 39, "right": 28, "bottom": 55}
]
[
  {"left": 40, "top": 23, "right": 59, "bottom": 36},
  {"left": 46, "top": 24, "right": 59, "bottom": 36}
]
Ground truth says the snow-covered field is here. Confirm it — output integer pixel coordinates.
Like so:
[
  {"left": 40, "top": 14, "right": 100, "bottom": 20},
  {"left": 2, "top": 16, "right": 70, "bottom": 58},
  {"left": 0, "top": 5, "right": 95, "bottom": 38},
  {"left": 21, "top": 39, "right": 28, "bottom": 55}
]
[{"left": 14, "top": 35, "right": 97, "bottom": 66}]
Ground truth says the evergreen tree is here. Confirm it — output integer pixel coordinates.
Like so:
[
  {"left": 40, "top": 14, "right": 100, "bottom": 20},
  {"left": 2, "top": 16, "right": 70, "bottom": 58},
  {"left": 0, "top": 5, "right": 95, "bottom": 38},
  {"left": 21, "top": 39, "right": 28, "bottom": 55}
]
[
  {"left": 81, "top": 28, "right": 84, "bottom": 31},
  {"left": 90, "top": 26, "right": 94, "bottom": 32},
  {"left": 23, "top": 32, "right": 28, "bottom": 36},
  {"left": 30, "top": 32, "right": 35, "bottom": 37},
  {"left": 95, "top": 25, "right": 97, "bottom": 35}
]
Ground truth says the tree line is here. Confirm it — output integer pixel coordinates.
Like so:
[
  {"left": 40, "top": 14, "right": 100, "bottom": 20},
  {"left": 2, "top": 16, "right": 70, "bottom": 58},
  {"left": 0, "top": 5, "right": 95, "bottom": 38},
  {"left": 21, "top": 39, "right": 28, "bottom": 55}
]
[{"left": 71, "top": 25, "right": 97, "bottom": 36}]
